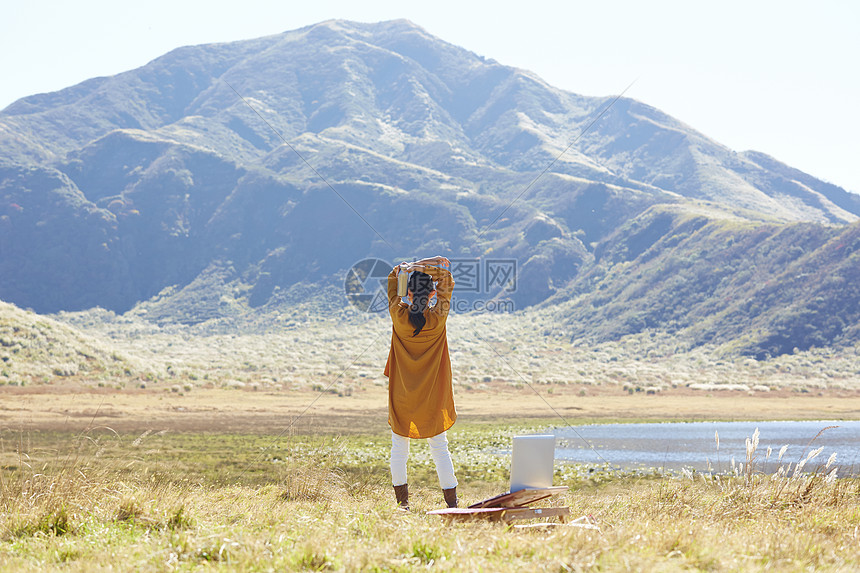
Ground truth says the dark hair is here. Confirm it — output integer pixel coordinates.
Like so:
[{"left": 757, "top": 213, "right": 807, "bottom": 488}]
[{"left": 407, "top": 271, "right": 434, "bottom": 336}]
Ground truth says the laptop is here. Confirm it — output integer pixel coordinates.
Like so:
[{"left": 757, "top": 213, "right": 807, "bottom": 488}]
[{"left": 509, "top": 435, "right": 556, "bottom": 492}]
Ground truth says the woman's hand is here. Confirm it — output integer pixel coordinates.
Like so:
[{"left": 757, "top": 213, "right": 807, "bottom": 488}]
[
  {"left": 398, "top": 256, "right": 449, "bottom": 272},
  {"left": 398, "top": 262, "right": 424, "bottom": 273},
  {"left": 413, "top": 256, "right": 450, "bottom": 267}
]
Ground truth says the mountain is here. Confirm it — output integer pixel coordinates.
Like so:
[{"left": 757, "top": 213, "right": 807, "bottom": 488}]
[
  {"left": 1, "top": 19, "right": 858, "bottom": 356},
  {"left": 0, "top": 299, "right": 135, "bottom": 382}
]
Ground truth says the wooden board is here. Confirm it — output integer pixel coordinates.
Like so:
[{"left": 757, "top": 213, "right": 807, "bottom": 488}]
[
  {"left": 427, "top": 506, "right": 570, "bottom": 524},
  {"left": 468, "top": 486, "right": 569, "bottom": 509},
  {"left": 500, "top": 507, "right": 570, "bottom": 522},
  {"left": 426, "top": 507, "right": 510, "bottom": 522}
]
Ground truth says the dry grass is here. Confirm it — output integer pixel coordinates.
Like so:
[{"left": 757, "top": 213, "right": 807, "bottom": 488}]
[
  {"left": 2, "top": 298, "right": 860, "bottom": 569},
  {"left": 3, "top": 300, "right": 857, "bottom": 398},
  {"left": 0, "top": 427, "right": 858, "bottom": 572}
]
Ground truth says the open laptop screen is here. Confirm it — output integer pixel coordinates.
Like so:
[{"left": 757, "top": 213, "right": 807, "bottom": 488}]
[{"left": 510, "top": 435, "right": 556, "bottom": 492}]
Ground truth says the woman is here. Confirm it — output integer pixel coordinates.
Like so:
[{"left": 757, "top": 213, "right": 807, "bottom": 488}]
[{"left": 384, "top": 255, "right": 458, "bottom": 510}]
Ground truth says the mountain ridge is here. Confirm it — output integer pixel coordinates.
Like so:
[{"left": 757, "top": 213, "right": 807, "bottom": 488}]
[{"left": 1, "top": 19, "right": 857, "bottom": 357}]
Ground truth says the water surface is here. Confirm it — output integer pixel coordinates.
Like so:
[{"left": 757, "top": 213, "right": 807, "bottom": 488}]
[{"left": 553, "top": 420, "right": 860, "bottom": 476}]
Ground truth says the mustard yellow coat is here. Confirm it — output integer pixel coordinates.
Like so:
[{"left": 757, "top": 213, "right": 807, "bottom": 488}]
[{"left": 384, "top": 266, "right": 456, "bottom": 438}]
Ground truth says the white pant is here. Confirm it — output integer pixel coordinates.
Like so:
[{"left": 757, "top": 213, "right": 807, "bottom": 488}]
[{"left": 390, "top": 430, "right": 458, "bottom": 490}]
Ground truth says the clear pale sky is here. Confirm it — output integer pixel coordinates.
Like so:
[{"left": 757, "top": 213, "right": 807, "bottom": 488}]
[{"left": 2, "top": 0, "right": 857, "bottom": 193}]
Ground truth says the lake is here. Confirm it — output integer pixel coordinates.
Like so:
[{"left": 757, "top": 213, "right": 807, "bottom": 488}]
[{"left": 552, "top": 420, "right": 860, "bottom": 476}]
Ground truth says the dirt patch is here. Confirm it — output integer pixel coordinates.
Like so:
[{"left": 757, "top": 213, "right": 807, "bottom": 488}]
[{"left": 2, "top": 384, "right": 858, "bottom": 435}]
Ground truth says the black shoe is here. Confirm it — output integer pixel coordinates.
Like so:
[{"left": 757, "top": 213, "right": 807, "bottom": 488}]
[
  {"left": 443, "top": 487, "right": 457, "bottom": 508},
  {"left": 394, "top": 483, "right": 409, "bottom": 510}
]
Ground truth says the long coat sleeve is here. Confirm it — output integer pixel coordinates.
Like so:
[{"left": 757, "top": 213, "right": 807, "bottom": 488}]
[{"left": 383, "top": 266, "right": 456, "bottom": 438}]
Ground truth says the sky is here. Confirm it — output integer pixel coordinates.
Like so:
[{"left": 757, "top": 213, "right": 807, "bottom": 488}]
[{"left": 2, "top": 1, "right": 858, "bottom": 193}]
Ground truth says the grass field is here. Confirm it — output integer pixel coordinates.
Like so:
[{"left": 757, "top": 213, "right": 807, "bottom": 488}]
[
  {"left": 3, "top": 302, "right": 860, "bottom": 570},
  {"left": 6, "top": 300, "right": 860, "bottom": 398},
  {"left": 2, "top": 385, "right": 860, "bottom": 572}
]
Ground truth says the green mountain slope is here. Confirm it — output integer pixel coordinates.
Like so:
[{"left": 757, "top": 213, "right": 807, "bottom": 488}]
[{"left": 548, "top": 204, "right": 860, "bottom": 357}]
